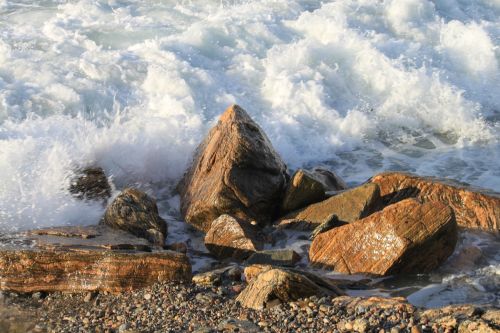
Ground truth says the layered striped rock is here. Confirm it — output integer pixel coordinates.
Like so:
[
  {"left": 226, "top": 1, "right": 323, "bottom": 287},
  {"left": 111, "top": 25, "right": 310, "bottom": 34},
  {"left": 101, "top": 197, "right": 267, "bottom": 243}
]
[
  {"left": 370, "top": 172, "right": 500, "bottom": 232},
  {"left": 178, "top": 105, "right": 288, "bottom": 232},
  {"left": 309, "top": 199, "right": 457, "bottom": 275},
  {"left": 0, "top": 226, "right": 191, "bottom": 293}
]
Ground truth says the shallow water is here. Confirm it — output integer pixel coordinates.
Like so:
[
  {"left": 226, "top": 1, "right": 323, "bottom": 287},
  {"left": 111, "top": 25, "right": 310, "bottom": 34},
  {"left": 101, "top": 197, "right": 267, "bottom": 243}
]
[{"left": 0, "top": 0, "right": 499, "bottom": 308}]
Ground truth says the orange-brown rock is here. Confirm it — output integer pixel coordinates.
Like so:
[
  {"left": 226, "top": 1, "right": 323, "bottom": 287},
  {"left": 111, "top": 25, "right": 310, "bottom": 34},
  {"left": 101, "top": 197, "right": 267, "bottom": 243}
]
[
  {"left": 204, "top": 214, "right": 263, "bottom": 260},
  {"left": 370, "top": 172, "right": 500, "bottom": 231},
  {"left": 309, "top": 199, "right": 457, "bottom": 275},
  {"left": 281, "top": 168, "right": 347, "bottom": 214},
  {"left": 236, "top": 268, "right": 343, "bottom": 310},
  {"left": 178, "top": 105, "right": 288, "bottom": 232},
  {"left": 278, "top": 183, "right": 381, "bottom": 230},
  {"left": 243, "top": 264, "right": 272, "bottom": 282},
  {"left": 0, "top": 226, "right": 191, "bottom": 293},
  {"left": 0, "top": 249, "right": 191, "bottom": 293},
  {"left": 103, "top": 188, "right": 167, "bottom": 246}
]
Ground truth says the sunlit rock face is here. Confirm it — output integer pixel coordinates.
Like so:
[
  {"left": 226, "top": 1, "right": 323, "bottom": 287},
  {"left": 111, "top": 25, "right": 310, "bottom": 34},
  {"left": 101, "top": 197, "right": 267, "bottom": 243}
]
[
  {"left": 179, "top": 105, "right": 289, "bottom": 232},
  {"left": 371, "top": 172, "right": 500, "bottom": 232},
  {"left": 309, "top": 198, "right": 458, "bottom": 275}
]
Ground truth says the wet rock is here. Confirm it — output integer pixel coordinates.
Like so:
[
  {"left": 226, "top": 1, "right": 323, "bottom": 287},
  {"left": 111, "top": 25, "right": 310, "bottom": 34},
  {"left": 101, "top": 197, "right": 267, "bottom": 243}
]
[
  {"left": 164, "top": 242, "right": 188, "bottom": 254},
  {"left": 278, "top": 183, "right": 381, "bottom": 229},
  {"left": 0, "top": 249, "right": 191, "bottom": 293},
  {"left": 276, "top": 218, "right": 316, "bottom": 231},
  {"left": 204, "top": 214, "right": 263, "bottom": 260},
  {"left": 69, "top": 167, "right": 112, "bottom": 202},
  {"left": 281, "top": 168, "right": 346, "bottom": 214},
  {"left": 192, "top": 265, "right": 241, "bottom": 286},
  {"left": 310, "top": 199, "right": 458, "bottom": 275},
  {"left": 28, "top": 225, "right": 100, "bottom": 239},
  {"left": 310, "top": 215, "right": 339, "bottom": 240},
  {"left": 371, "top": 172, "right": 500, "bottom": 231},
  {"left": 236, "top": 268, "right": 342, "bottom": 310},
  {"left": 246, "top": 249, "right": 301, "bottom": 267},
  {"left": 443, "top": 245, "right": 484, "bottom": 272},
  {"left": 103, "top": 188, "right": 167, "bottom": 246},
  {"left": 178, "top": 105, "right": 289, "bottom": 232}
]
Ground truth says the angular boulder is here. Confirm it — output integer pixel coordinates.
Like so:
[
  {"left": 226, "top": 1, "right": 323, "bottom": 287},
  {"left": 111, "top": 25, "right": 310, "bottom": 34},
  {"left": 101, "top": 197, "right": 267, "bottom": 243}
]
[
  {"left": 69, "top": 167, "right": 111, "bottom": 202},
  {"left": 204, "top": 214, "right": 263, "bottom": 260},
  {"left": 103, "top": 188, "right": 167, "bottom": 246},
  {"left": 236, "top": 268, "right": 343, "bottom": 310},
  {"left": 281, "top": 168, "right": 347, "bottom": 214},
  {"left": 278, "top": 183, "right": 381, "bottom": 229},
  {"left": 0, "top": 249, "right": 191, "bottom": 293},
  {"left": 178, "top": 105, "right": 289, "bottom": 232},
  {"left": 0, "top": 225, "right": 191, "bottom": 293},
  {"left": 371, "top": 172, "right": 500, "bottom": 231},
  {"left": 309, "top": 199, "right": 458, "bottom": 275}
]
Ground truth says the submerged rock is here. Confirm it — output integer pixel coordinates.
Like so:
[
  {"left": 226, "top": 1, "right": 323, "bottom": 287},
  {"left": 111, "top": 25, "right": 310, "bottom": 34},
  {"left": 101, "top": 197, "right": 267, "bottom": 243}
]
[
  {"left": 103, "top": 188, "right": 167, "bottom": 247},
  {"left": 236, "top": 268, "right": 342, "bottom": 310},
  {"left": 204, "top": 214, "right": 263, "bottom": 260},
  {"left": 310, "top": 199, "right": 458, "bottom": 275},
  {"left": 69, "top": 167, "right": 111, "bottom": 202},
  {"left": 279, "top": 183, "right": 381, "bottom": 230},
  {"left": 280, "top": 168, "right": 347, "bottom": 214},
  {"left": 371, "top": 172, "right": 500, "bottom": 231},
  {"left": 246, "top": 249, "right": 301, "bottom": 267},
  {"left": 178, "top": 105, "right": 289, "bottom": 232}
]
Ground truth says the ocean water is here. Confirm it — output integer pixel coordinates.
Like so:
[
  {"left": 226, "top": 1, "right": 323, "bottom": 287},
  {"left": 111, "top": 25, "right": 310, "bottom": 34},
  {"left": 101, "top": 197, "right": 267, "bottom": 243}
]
[{"left": 0, "top": 0, "right": 499, "bottom": 307}]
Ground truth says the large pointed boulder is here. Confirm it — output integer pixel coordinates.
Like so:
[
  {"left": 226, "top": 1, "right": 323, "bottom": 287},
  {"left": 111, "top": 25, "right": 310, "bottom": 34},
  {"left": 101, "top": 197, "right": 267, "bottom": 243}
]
[
  {"left": 179, "top": 105, "right": 289, "bottom": 232},
  {"left": 370, "top": 172, "right": 500, "bottom": 231},
  {"left": 102, "top": 188, "right": 167, "bottom": 247},
  {"left": 309, "top": 199, "right": 458, "bottom": 275}
]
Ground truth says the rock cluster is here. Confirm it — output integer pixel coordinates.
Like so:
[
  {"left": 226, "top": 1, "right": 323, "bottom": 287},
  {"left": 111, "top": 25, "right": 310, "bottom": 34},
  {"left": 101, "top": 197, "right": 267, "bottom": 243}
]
[{"left": 2, "top": 104, "right": 500, "bottom": 331}]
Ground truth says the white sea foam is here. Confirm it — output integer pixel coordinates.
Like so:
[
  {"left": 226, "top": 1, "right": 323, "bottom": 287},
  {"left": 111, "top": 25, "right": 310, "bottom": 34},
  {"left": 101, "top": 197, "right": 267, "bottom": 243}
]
[{"left": 0, "top": 0, "right": 499, "bottom": 230}]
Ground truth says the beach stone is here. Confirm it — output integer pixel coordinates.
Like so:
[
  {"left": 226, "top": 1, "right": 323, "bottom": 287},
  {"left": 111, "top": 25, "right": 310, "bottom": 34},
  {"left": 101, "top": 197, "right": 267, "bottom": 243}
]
[
  {"left": 310, "top": 199, "right": 457, "bottom": 275},
  {"left": 103, "top": 188, "right": 167, "bottom": 246},
  {"left": 204, "top": 214, "right": 263, "bottom": 260},
  {"left": 278, "top": 183, "right": 381, "bottom": 230},
  {"left": 244, "top": 264, "right": 272, "bottom": 282},
  {"left": 236, "top": 268, "right": 342, "bottom": 310},
  {"left": 371, "top": 172, "right": 500, "bottom": 231},
  {"left": 178, "top": 104, "right": 288, "bottom": 232},
  {"left": 69, "top": 167, "right": 111, "bottom": 202},
  {"left": 218, "top": 318, "right": 260, "bottom": 332},
  {"left": 0, "top": 249, "right": 191, "bottom": 293},
  {"left": 246, "top": 249, "right": 301, "bottom": 266},
  {"left": 281, "top": 168, "right": 346, "bottom": 214}
]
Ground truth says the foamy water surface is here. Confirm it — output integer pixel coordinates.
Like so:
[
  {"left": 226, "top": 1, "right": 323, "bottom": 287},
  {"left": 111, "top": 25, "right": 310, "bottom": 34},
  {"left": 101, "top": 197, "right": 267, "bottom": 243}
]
[{"left": 0, "top": 0, "right": 499, "bottom": 307}]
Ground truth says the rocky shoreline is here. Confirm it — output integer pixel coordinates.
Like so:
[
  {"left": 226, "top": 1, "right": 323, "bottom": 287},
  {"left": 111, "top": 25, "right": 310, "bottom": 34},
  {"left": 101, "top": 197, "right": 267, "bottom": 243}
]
[
  {"left": 1, "top": 278, "right": 499, "bottom": 333},
  {"left": 1, "top": 104, "right": 499, "bottom": 332}
]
